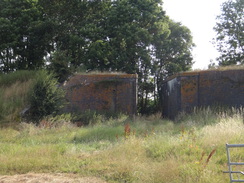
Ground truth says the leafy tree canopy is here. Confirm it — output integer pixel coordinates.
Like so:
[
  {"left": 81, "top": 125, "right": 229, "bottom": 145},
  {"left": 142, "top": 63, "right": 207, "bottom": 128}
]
[
  {"left": 0, "top": 0, "right": 54, "bottom": 72},
  {"left": 214, "top": 0, "right": 244, "bottom": 65}
]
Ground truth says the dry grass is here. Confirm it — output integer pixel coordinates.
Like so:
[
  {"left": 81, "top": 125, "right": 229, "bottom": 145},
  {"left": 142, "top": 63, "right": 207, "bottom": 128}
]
[
  {"left": 200, "top": 114, "right": 244, "bottom": 147},
  {"left": 0, "top": 80, "right": 33, "bottom": 125},
  {"left": 0, "top": 110, "right": 243, "bottom": 182},
  {"left": 191, "top": 64, "right": 244, "bottom": 72},
  {"left": 208, "top": 64, "right": 244, "bottom": 71},
  {"left": 2, "top": 80, "right": 32, "bottom": 99},
  {"left": 76, "top": 71, "right": 127, "bottom": 75}
]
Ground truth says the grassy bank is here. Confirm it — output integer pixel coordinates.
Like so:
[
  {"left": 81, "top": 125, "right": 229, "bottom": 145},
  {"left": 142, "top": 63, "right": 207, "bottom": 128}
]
[
  {"left": 0, "top": 70, "right": 66, "bottom": 126},
  {"left": 0, "top": 71, "right": 36, "bottom": 125},
  {"left": 0, "top": 110, "right": 243, "bottom": 182}
]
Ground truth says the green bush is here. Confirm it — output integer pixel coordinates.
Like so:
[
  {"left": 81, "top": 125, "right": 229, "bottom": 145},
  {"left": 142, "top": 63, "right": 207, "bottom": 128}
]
[{"left": 27, "top": 70, "right": 66, "bottom": 123}]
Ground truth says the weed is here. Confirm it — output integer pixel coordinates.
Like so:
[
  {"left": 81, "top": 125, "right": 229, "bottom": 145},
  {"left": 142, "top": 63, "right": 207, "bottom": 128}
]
[
  {"left": 124, "top": 123, "right": 131, "bottom": 139},
  {"left": 205, "top": 148, "right": 217, "bottom": 167}
]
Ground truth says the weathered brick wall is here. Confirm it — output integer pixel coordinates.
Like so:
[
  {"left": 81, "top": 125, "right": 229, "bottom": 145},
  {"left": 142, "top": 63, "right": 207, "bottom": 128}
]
[
  {"left": 199, "top": 70, "right": 244, "bottom": 107},
  {"left": 63, "top": 74, "right": 137, "bottom": 116},
  {"left": 162, "top": 70, "right": 244, "bottom": 118}
]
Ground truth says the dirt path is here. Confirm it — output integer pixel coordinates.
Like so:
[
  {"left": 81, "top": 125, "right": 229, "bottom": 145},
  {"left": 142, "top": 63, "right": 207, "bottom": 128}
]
[{"left": 0, "top": 173, "right": 107, "bottom": 183}]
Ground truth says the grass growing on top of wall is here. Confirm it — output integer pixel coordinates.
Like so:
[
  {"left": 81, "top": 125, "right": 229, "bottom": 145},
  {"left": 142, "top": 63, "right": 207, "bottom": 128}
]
[
  {"left": 0, "top": 109, "right": 243, "bottom": 182},
  {"left": 191, "top": 64, "right": 244, "bottom": 72}
]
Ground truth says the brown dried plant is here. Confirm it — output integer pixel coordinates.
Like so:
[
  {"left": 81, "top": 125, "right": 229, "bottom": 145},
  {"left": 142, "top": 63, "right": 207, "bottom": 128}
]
[
  {"left": 204, "top": 148, "right": 216, "bottom": 167},
  {"left": 124, "top": 123, "right": 131, "bottom": 138}
]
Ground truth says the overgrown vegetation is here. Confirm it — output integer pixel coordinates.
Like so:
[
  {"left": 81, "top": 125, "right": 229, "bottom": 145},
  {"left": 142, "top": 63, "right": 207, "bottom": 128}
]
[
  {"left": 0, "top": 70, "right": 130, "bottom": 126},
  {"left": 71, "top": 110, "right": 127, "bottom": 126},
  {"left": 0, "top": 71, "right": 36, "bottom": 126},
  {"left": 27, "top": 70, "right": 66, "bottom": 123},
  {"left": 0, "top": 109, "right": 243, "bottom": 182},
  {"left": 0, "top": 71, "right": 243, "bottom": 182},
  {"left": 0, "top": 70, "right": 66, "bottom": 125},
  {"left": 0, "top": 0, "right": 196, "bottom": 115}
]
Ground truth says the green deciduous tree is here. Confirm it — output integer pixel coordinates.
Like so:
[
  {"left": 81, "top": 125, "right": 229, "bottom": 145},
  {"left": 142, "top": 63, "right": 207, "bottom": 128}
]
[
  {"left": 101, "top": 0, "right": 172, "bottom": 114},
  {"left": 38, "top": 0, "right": 111, "bottom": 71},
  {"left": 139, "top": 20, "right": 194, "bottom": 114},
  {"left": 213, "top": 0, "right": 244, "bottom": 65},
  {"left": 47, "top": 49, "right": 73, "bottom": 83},
  {"left": 103, "top": 0, "right": 170, "bottom": 73},
  {"left": 0, "top": 0, "right": 53, "bottom": 72}
]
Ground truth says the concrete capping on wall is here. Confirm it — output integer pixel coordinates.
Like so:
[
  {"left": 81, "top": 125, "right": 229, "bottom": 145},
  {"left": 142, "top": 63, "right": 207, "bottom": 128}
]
[
  {"left": 63, "top": 73, "right": 138, "bottom": 116},
  {"left": 162, "top": 69, "right": 244, "bottom": 119}
]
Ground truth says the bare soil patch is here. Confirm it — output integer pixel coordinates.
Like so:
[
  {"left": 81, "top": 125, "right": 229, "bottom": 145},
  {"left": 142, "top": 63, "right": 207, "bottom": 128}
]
[{"left": 0, "top": 173, "right": 107, "bottom": 183}]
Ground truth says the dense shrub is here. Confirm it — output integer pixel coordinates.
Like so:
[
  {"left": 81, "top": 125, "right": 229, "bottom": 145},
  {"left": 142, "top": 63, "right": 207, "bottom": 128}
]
[{"left": 28, "top": 70, "right": 66, "bottom": 123}]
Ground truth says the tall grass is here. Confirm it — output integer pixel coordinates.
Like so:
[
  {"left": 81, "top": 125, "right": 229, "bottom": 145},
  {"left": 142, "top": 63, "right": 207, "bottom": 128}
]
[
  {"left": 0, "top": 70, "right": 36, "bottom": 86},
  {"left": 0, "top": 109, "right": 243, "bottom": 182},
  {"left": 0, "top": 71, "right": 36, "bottom": 125},
  {"left": 0, "top": 70, "right": 66, "bottom": 125}
]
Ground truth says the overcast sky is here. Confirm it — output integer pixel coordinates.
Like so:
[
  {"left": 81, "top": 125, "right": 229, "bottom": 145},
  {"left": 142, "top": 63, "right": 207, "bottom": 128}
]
[{"left": 163, "top": 0, "right": 226, "bottom": 69}]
